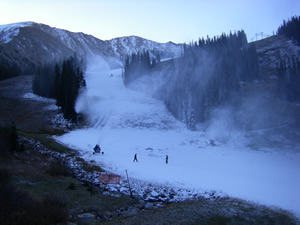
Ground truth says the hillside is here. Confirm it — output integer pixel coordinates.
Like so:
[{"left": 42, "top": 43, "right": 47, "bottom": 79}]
[{"left": 254, "top": 34, "right": 300, "bottom": 79}]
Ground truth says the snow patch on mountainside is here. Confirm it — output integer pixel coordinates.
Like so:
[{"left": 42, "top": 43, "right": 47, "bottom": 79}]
[
  {"left": 0, "top": 21, "right": 182, "bottom": 69},
  {"left": 0, "top": 22, "right": 33, "bottom": 43},
  {"left": 108, "top": 36, "right": 182, "bottom": 60}
]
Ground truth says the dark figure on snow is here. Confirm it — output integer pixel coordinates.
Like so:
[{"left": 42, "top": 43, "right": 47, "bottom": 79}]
[
  {"left": 210, "top": 138, "right": 216, "bottom": 146},
  {"left": 166, "top": 155, "right": 168, "bottom": 164},
  {"left": 133, "top": 153, "right": 138, "bottom": 162},
  {"left": 93, "top": 144, "right": 101, "bottom": 154}
]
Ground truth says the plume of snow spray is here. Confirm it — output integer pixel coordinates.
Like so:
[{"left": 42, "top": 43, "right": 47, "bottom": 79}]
[{"left": 75, "top": 55, "right": 122, "bottom": 127}]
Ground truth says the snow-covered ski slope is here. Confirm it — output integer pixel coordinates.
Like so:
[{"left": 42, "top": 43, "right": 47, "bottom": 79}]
[{"left": 56, "top": 56, "right": 300, "bottom": 217}]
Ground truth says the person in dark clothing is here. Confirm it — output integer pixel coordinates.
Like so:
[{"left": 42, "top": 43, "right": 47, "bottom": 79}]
[
  {"left": 133, "top": 153, "right": 138, "bottom": 162},
  {"left": 93, "top": 144, "right": 101, "bottom": 154},
  {"left": 166, "top": 154, "right": 168, "bottom": 164}
]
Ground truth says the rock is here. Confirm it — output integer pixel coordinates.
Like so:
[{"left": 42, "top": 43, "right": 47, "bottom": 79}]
[
  {"left": 139, "top": 200, "right": 145, "bottom": 204},
  {"left": 124, "top": 208, "right": 138, "bottom": 217},
  {"left": 12, "top": 151, "right": 19, "bottom": 158},
  {"left": 88, "top": 207, "right": 99, "bottom": 213},
  {"left": 145, "top": 196, "right": 158, "bottom": 202},
  {"left": 158, "top": 196, "right": 168, "bottom": 202},
  {"left": 169, "top": 190, "right": 175, "bottom": 195},
  {"left": 77, "top": 213, "right": 95, "bottom": 225},
  {"left": 155, "top": 202, "right": 164, "bottom": 208},
  {"left": 108, "top": 186, "right": 118, "bottom": 192},
  {"left": 120, "top": 187, "right": 128, "bottom": 192},
  {"left": 25, "top": 150, "right": 30, "bottom": 156},
  {"left": 144, "top": 203, "right": 153, "bottom": 210},
  {"left": 150, "top": 190, "right": 160, "bottom": 198},
  {"left": 58, "top": 222, "right": 77, "bottom": 225},
  {"left": 101, "top": 211, "right": 114, "bottom": 221}
]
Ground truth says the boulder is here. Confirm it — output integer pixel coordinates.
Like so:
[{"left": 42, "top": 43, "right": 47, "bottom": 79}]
[
  {"left": 150, "top": 190, "right": 160, "bottom": 198},
  {"left": 144, "top": 203, "right": 154, "bottom": 210},
  {"left": 77, "top": 213, "right": 95, "bottom": 225},
  {"left": 124, "top": 208, "right": 138, "bottom": 217}
]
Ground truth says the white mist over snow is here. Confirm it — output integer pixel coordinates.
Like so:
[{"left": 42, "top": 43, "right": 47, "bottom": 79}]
[{"left": 56, "top": 55, "right": 300, "bottom": 217}]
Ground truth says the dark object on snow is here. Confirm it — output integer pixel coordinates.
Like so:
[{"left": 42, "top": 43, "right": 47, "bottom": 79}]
[
  {"left": 133, "top": 153, "right": 138, "bottom": 162},
  {"left": 93, "top": 144, "right": 101, "bottom": 154},
  {"left": 166, "top": 155, "right": 168, "bottom": 164},
  {"left": 210, "top": 138, "right": 216, "bottom": 146}
]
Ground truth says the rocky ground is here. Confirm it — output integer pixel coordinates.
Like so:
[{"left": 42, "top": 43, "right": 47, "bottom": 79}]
[{"left": 0, "top": 75, "right": 299, "bottom": 224}]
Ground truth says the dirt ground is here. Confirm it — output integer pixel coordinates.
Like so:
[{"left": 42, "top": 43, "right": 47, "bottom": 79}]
[{"left": 0, "top": 75, "right": 58, "bottom": 132}]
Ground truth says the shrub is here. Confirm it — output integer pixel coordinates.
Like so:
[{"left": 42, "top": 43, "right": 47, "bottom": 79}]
[
  {"left": 9, "top": 122, "right": 18, "bottom": 152},
  {"left": 68, "top": 182, "right": 76, "bottom": 190},
  {"left": 208, "top": 215, "right": 231, "bottom": 225},
  {"left": 46, "top": 161, "right": 69, "bottom": 177},
  {"left": 0, "top": 124, "right": 25, "bottom": 154},
  {"left": 0, "top": 136, "right": 9, "bottom": 157},
  {"left": 0, "top": 185, "right": 68, "bottom": 225},
  {"left": 0, "top": 168, "right": 11, "bottom": 186}
]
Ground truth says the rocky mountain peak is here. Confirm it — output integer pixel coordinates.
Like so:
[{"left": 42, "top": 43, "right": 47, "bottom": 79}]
[{"left": 0, "top": 22, "right": 182, "bottom": 75}]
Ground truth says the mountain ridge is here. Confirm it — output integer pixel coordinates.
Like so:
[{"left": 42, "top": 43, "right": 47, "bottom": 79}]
[
  {"left": 0, "top": 21, "right": 182, "bottom": 75},
  {"left": 1, "top": 21, "right": 300, "bottom": 81}
]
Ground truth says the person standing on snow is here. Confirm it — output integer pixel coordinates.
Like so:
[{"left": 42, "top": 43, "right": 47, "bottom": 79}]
[
  {"left": 166, "top": 155, "right": 168, "bottom": 164},
  {"left": 133, "top": 153, "right": 138, "bottom": 162}
]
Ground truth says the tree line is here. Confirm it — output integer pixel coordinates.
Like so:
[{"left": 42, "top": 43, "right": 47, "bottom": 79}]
[
  {"left": 123, "top": 30, "right": 259, "bottom": 129},
  {"left": 277, "top": 15, "right": 300, "bottom": 45},
  {"left": 32, "top": 56, "right": 86, "bottom": 121},
  {"left": 276, "top": 15, "right": 300, "bottom": 102},
  {"left": 277, "top": 55, "right": 300, "bottom": 102},
  {"left": 0, "top": 60, "right": 21, "bottom": 81},
  {"left": 123, "top": 50, "right": 159, "bottom": 85},
  {"left": 162, "top": 30, "right": 259, "bottom": 129}
]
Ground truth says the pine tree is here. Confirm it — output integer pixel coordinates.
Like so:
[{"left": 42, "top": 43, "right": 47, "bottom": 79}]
[
  {"left": 32, "top": 56, "right": 85, "bottom": 122},
  {"left": 54, "top": 63, "right": 62, "bottom": 108},
  {"left": 277, "top": 16, "right": 300, "bottom": 45},
  {"left": 159, "top": 30, "right": 259, "bottom": 128}
]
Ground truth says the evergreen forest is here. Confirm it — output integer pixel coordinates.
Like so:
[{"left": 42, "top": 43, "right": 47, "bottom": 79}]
[
  {"left": 277, "top": 16, "right": 300, "bottom": 45},
  {"left": 32, "top": 56, "right": 86, "bottom": 121},
  {"left": 124, "top": 30, "right": 259, "bottom": 129},
  {"left": 276, "top": 16, "right": 300, "bottom": 101}
]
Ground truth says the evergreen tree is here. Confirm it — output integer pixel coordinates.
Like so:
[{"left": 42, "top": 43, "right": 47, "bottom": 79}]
[
  {"left": 0, "top": 60, "right": 21, "bottom": 81},
  {"left": 160, "top": 30, "right": 259, "bottom": 128},
  {"left": 32, "top": 56, "right": 86, "bottom": 122},
  {"left": 277, "top": 16, "right": 300, "bottom": 45},
  {"left": 124, "top": 50, "right": 155, "bottom": 85},
  {"left": 54, "top": 63, "right": 62, "bottom": 107},
  {"left": 58, "top": 57, "right": 84, "bottom": 121},
  {"left": 32, "top": 63, "right": 55, "bottom": 98}
]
